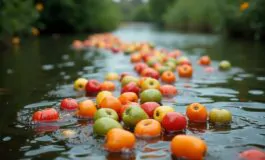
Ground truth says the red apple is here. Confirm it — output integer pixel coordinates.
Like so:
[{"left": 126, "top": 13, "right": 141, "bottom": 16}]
[
  {"left": 85, "top": 79, "right": 101, "bottom": 94},
  {"left": 134, "top": 62, "right": 148, "bottom": 74},
  {"left": 141, "top": 102, "right": 160, "bottom": 118},
  {"left": 121, "top": 82, "right": 140, "bottom": 95},
  {"left": 159, "top": 85, "right": 178, "bottom": 97},
  {"left": 239, "top": 149, "right": 265, "bottom": 160},
  {"left": 142, "top": 53, "right": 153, "bottom": 62},
  {"left": 111, "top": 47, "right": 120, "bottom": 53},
  {"left": 141, "top": 68, "right": 160, "bottom": 79},
  {"left": 32, "top": 108, "right": 59, "bottom": 122},
  {"left": 60, "top": 98, "right": 78, "bottom": 110},
  {"left": 161, "top": 112, "right": 187, "bottom": 132}
]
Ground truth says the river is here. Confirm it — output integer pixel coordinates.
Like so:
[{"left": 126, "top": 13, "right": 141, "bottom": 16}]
[{"left": 0, "top": 23, "right": 265, "bottom": 159}]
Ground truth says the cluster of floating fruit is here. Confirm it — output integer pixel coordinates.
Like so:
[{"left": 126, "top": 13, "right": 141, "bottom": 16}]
[{"left": 31, "top": 33, "right": 265, "bottom": 160}]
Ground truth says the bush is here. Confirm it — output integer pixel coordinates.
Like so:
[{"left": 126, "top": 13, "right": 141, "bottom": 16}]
[
  {"left": 148, "top": 0, "right": 176, "bottom": 25},
  {"left": 0, "top": 0, "right": 39, "bottom": 36},
  {"left": 131, "top": 5, "right": 151, "bottom": 22},
  {"left": 41, "top": 0, "right": 121, "bottom": 33},
  {"left": 220, "top": 0, "right": 265, "bottom": 40},
  {"left": 163, "top": 0, "right": 222, "bottom": 32}
]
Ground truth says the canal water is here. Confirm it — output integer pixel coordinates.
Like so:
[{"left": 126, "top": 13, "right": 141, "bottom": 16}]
[{"left": 0, "top": 23, "right": 265, "bottom": 159}]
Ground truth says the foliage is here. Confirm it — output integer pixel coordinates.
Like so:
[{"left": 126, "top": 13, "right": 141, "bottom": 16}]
[
  {"left": 131, "top": 4, "right": 151, "bottom": 22},
  {"left": 220, "top": 0, "right": 265, "bottom": 40},
  {"left": 0, "top": 0, "right": 39, "bottom": 36},
  {"left": 163, "top": 0, "right": 221, "bottom": 32},
  {"left": 0, "top": 0, "right": 121, "bottom": 39},
  {"left": 41, "top": 0, "right": 121, "bottom": 33},
  {"left": 148, "top": 0, "right": 177, "bottom": 25},
  {"left": 119, "top": 0, "right": 143, "bottom": 21}
]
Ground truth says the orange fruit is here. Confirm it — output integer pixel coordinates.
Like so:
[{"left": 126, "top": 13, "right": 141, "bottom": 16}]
[
  {"left": 96, "top": 91, "right": 112, "bottom": 106},
  {"left": 99, "top": 96, "right": 122, "bottom": 114},
  {"left": 134, "top": 119, "right": 161, "bottom": 138},
  {"left": 186, "top": 103, "right": 208, "bottom": 122},
  {"left": 130, "top": 53, "right": 142, "bottom": 63},
  {"left": 72, "top": 40, "right": 83, "bottom": 49},
  {"left": 177, "top": 64, "right": 193, "bottom": 78},
  {"left": 76, "top": 100, "right": 97, "bottom": 118},
  {"left": 138, "top": 77, "right": 148, "bottom": 87},
  {"left": 118, "top": 92, "right": 138, "bottom": 105},
  {"left": 199, "top": 55, "right": 211, "bottom": 66},
  {"left": 171, "top": 135, "right": 207, "bottom": 160},
  {"left": 161, "top": 71, "right": 176, "bottom": 84},
  {"left": 104, "top": 128, "right": 136, "bottom": 152},
  {"left": 105, "top": 72, "right": 119, "bottom": 81},
  {"left": 100, "top": 81, "right": 115, "bottom": 91}
]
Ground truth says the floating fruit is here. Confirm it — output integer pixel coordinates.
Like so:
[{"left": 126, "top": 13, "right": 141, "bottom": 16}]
[
  {"left": 76, "top": 100, "right": 97, "bottom": 118},
  {"left": 171, "top": 135, "right": 207, "bottom": 159},
  {"left": 119, "top": 92, "right": 138, "bottom": 105},
  {"left": 153, "top": 106, "right": 175, "bottom": 122},
  {"left": 99, "top": 96, "right": 122, "bottom": 114},
  {"left": 209, "top": 108, "right": 232, "bottom": 124},
  {"left": 161, "top": 112, "right": 187, "bottom": 132},
  {"left": 74, "top": 78, "right": 88, "bottom": 91},
  {"left": 32, "top": 108, "right": 59, "bottom": 122},
  {"left": 122, "top": 106, "right": 148, "bottom": 128},
  {"left": 161, "top": 71, "right": 176, "bottom": 84},
  {"left": 140, "top": 89, "right": 162, "bottom": 104},
  {"left": 100, "top": 81, "right": 115, "bottom": 91},
  {"left": 134, "top": 119, "right": 161, "bottom": 138},
  {"left": 186, "top": 103, "right": 208, "bottom": 123},
  {"left": 94, "top": 108, "right": 119, "bottom": 121},
  {"left": 93, "top": 117, "right": 122, "bottom": 136},
  {"left": 60, "top": 98, "right": 78, "bottom": 110},
  {"left": 104, "top": 128, "right": 135, "bottom": 152}
]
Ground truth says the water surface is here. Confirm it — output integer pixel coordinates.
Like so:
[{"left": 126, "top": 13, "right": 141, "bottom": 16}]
[{"left": 0, "top": 23, "right": 265, "bottom": 159}]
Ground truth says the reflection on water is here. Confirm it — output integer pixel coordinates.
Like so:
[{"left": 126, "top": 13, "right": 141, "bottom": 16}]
[{"left": 0, "top": 23, "right": 265, "bottom": 159}]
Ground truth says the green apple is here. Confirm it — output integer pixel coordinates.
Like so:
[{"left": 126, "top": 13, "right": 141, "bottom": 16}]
[
  {"left": 74, "top": 78, "right": 88, "bottom": 91},
  {"left": 141, "top": 78, "right": 160, "bottom": 90},
  {"left": 219, "top": 60, "right": 231, "bottom": 70},
  {"left": 122, "top": 106, "right": 148, "bottom": 128},
  {"left": 153, "top": 106, "right": 175, "bottom": 122},
  {"left": 124, "top": 48, "right": 134, "bottom": 55},
  {"left": 158, "top": 66, "right": 171, "bottom": 75},
  {"left": 93, "top": 117, "right": 122, "bottom": 136},
  {"left": 176, "top": 56, "right": 189, "bottom": 65},
  {"left": 167, "top": 58, "right": 177, "bottom": 65},
  {"left": 94, "top": 108, "right": 118, "bottom": 121},
  {"left": 140, "top": 89, "right": 162, "bottom": 104},
  {"left": 165, "top": 61, "right": 176, "bottom": 71},
  {"left": 121, "top": 76, "right": 139, "bottom": 87},
  {"left": 147, "top": 58, "right": 159, "bottom": 67},
  {"left": 209, "top": 108, "right": 232, "bottom": 124}
]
